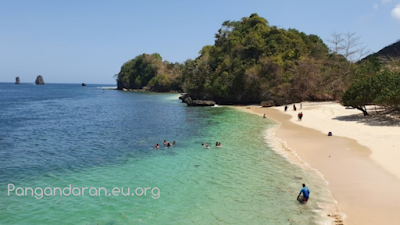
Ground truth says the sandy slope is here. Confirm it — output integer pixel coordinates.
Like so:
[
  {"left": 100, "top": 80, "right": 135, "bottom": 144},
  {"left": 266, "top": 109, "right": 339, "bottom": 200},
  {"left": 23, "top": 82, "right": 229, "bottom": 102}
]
[
  {"left": 236, "top": 103, "right": 400, "bottom": 225},
  {"left": 286, "top": 102, "right": 400, "bottom": 180}
]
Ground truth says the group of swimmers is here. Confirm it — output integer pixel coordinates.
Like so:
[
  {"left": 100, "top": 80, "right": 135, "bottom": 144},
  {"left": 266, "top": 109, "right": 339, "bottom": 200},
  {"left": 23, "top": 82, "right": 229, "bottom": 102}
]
[
  {"left": 201, "top": 142, "right": 222, "bottom": 149},
  {"left": 154, "top": 140, "right": 222, "bottom": 150},
  {"left": 155, "top": 140, "right": 176, "bottom": 149}
]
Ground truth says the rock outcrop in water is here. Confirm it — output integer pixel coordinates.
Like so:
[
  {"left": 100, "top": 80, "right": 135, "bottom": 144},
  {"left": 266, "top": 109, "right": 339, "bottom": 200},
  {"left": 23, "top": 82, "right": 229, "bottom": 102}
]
[
  {"left": 15, "top": 77, "right": 20, "bottom": 84},
  {"left": 35, "top": 75, "right": 45, "bottom": 85},
  {"left": 184, "top": 97, "right": 215, "bottom": 106}
]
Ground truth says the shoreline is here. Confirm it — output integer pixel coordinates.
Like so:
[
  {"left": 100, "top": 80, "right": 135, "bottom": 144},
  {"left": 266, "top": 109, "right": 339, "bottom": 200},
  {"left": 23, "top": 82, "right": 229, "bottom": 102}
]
[{"left": 234, "top": 103, "right": 400, "bottom": 225}]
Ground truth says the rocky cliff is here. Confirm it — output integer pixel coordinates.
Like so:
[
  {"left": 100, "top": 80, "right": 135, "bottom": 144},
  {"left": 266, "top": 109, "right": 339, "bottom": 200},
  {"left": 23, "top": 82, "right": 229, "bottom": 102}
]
[{"left": 35, "top": 75, "right": 45, "bottom": 85}]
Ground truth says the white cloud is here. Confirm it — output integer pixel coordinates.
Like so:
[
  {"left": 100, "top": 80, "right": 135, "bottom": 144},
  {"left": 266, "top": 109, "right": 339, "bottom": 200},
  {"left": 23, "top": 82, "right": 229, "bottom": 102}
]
[
  {"left": 391, "top": 4, "right": 400, "bottom": 21},
  {"left": 374, "top": 3, "right": 379, "bottom": 10},
  {"left": 382, "top": 0, "right": 392, "bottom": 3}
]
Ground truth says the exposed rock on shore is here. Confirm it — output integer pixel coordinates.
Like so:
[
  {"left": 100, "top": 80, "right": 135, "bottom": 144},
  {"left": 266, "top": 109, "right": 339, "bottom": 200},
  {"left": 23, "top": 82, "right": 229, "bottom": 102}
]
[
  {"left": 261, "top": 100, "right": 275, "bottom": 107},
  {"left": 184, "top": 97, "right": 215, "bottom": 106},
  {"left": 179, "top": 93, "right": 189, "bottom": 102}
]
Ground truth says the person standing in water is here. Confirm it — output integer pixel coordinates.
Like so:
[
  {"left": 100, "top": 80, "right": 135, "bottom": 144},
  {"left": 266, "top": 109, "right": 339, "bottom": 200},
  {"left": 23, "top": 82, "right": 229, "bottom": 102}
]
[{"left": 297, "top": 183, "right": 310, "bottom": 203}]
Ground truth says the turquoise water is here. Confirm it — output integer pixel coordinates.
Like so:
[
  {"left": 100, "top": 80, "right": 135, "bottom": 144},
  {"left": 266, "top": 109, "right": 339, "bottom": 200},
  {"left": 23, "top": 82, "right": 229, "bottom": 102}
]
[{"left": 0, "top": 83, "right": 338, "bottom": 224}]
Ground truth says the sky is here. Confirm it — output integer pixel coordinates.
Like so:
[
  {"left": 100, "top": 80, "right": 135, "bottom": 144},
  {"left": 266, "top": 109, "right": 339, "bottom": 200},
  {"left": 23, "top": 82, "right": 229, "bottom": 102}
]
[{"left": 0, "top": 0, "right": 399, "bottom": 84}]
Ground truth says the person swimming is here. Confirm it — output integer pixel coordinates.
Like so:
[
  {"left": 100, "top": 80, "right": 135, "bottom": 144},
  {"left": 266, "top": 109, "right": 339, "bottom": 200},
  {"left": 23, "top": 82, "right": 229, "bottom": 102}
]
[
  {"left": 164, "top": 140, "right": 171, "bottom": 146},
  {"left": 202, "top": 143, "right": 210, "bottom": 149},
  {"left": 155, "top": 144, "right": 160, "bottom": 149}
]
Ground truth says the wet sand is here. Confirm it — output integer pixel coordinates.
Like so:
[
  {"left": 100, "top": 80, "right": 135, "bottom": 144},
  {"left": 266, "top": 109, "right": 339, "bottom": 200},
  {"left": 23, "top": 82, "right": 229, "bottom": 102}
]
[{"left": 236, "top": 105, "right": 400, "bottom": 225}]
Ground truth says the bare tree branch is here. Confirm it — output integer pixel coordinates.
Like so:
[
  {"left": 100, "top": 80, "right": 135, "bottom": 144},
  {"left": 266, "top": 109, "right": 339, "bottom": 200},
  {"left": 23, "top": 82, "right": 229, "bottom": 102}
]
[
  {"left": 328, "top": 31, "right": 370, "bottom": 62},
  {"left": 326, "top": 32, "right": 344, "bottom": 54}
]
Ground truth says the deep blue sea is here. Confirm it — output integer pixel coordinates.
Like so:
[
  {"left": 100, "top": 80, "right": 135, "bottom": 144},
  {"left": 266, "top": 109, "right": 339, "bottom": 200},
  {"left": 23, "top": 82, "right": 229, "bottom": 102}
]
[{"left": 0, "top": 83, "right": 339, "bottom": 225}]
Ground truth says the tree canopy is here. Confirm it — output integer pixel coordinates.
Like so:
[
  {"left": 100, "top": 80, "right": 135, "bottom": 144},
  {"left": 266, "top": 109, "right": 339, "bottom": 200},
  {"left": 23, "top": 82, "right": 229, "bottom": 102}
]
[
  {"left": 116, "top": 53, "right": 182, "bottom": 91},
  {"left": 115, "top": 13, "right": 400, "bottom": 112},
  {"left": 182, "top": 13, "right": 338, "bottom": 104}
]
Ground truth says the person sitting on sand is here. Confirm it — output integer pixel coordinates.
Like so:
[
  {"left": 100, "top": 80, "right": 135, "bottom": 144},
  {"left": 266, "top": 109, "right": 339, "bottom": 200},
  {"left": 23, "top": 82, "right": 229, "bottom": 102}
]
[
  {"left": 297, "top": 183, "right": 310, "bottom": 204},
  {"left": 155, "top": 144, "right": 160, "bottom": 149}
]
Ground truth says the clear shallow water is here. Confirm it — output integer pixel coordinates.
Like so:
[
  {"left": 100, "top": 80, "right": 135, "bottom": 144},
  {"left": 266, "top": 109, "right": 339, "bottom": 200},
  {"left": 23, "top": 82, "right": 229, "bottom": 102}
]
[{"left": 0, "top": 83, "right": 338, "bottom": 224}]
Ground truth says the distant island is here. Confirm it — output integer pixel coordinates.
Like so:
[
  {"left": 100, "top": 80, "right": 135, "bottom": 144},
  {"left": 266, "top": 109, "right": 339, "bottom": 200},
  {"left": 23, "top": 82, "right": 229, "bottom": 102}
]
[
  {"left": 35, "top": 75, "right": 45, "bottom": 85},
  {"left": 15, "top": 77, "right": 20, "bottom": 84},
  {"left": 115, "top": 13, "right": 400, "bottom": 111}
]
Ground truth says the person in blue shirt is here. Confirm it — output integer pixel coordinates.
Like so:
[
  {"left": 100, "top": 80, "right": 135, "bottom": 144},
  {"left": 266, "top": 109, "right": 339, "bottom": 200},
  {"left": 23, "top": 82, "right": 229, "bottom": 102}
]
[{"left": 297, "top": 183, "right": 310, "bottom": 203}]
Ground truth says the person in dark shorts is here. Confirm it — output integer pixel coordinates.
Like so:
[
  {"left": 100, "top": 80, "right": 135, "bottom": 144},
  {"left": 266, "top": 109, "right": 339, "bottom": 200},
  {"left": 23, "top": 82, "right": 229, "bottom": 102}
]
[{"left": 297, "top": 183, "right": 310, "bottom": 203}]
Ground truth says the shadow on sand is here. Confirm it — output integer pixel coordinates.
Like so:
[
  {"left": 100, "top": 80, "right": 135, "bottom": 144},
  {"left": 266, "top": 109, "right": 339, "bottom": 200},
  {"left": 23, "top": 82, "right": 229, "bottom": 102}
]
[{"left": 333, "top": 112, "right": 400, "bottom": 127}]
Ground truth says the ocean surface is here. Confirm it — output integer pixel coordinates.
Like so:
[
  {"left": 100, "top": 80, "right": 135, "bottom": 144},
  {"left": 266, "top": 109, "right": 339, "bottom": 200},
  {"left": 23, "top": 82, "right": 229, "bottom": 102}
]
[{"left": 0, "top": 83, "right": 339, "bottom": 225}]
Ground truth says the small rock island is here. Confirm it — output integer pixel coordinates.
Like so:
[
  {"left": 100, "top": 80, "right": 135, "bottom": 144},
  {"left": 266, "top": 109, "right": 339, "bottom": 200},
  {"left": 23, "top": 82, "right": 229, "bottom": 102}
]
[
  {"left": 35, "top": 75, "right": 45, "bottom": 85},
  {"left": 15, "top": 77, "right": 20, "bottom": 84}
]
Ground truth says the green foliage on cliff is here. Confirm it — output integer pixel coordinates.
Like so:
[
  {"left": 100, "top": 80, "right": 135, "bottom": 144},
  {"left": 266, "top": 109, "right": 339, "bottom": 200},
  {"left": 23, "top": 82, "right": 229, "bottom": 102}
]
[
  {"left": 115, "top": 13, "right": 400, "bottom": 109},
  {"left": 181, "top": 13, "right": 354, "bottom": 103},
  {"left": 116, "top": 53, "right": 182, "bottom": 91}
]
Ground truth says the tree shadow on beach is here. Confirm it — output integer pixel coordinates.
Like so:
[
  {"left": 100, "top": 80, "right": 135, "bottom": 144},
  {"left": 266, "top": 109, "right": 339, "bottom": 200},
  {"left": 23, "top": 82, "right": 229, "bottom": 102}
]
[{"left": 333, "top": 112, "right": 400, "bottom": 127}]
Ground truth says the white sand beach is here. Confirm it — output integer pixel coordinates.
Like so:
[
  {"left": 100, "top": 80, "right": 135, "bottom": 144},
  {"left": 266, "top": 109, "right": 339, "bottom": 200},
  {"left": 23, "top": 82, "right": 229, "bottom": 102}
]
[
  {"left": 236, "top": 102, "right": 400, "bottom": 225},
  {"left": 285, "top": 102, "right": 400, "bottom": 180}
]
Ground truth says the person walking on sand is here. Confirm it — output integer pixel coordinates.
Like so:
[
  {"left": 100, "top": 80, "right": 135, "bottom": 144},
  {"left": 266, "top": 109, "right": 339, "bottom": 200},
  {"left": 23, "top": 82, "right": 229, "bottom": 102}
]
[
  {"left": 298, "top": 112, "right": 303, "bottom": 121},
  {"left": 293, "top": 104, "right": 296, "bottom": 111},
  {"left": 297, "top": 183, "right": 310, "bottom": 204},
  {"left": 284, "top": 105, "right": 288, "bottom": 112}
]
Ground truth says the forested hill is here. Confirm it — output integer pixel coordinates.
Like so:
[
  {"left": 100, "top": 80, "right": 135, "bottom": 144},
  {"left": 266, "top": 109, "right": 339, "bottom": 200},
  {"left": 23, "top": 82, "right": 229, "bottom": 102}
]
[
  {"left": 116, "top": 13, "right": 393, "bottom": 106},
  {"left": 368, "top": 40, "right": 400, "bottom": 62}
]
